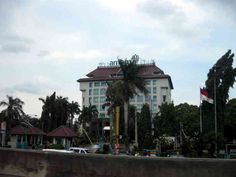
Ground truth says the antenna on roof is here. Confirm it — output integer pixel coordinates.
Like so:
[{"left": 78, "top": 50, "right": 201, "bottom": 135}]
[
  {"left": 131, "top": 54, "right": 139, "bottom": 64},
  {"left": 99, "top": 62, "right": 105, "bottom": 67},
  {"left": 151, "top": 59, "right": 155, "bottom": 65},
  {"left": 117, "top": 56, "right": 122, "bottom": 60},
  {"left": 141, "top": 60, "right": 145, "bottom": 64}
]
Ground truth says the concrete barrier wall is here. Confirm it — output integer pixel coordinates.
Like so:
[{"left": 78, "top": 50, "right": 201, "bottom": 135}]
[{"left": 0, "top": 148, "right": 236, "bottom": 177}]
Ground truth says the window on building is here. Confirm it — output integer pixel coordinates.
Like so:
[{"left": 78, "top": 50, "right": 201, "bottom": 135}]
[
  {"left": 163, "top": 95, "right": 166, "bottom": 102},
  {"left": 137, "top": 95, "right": 143, "bottom": 102},
  {"left": 153, "top": 96, "right": 157, "bottom": 102},
  {"left": 153, "top": 80, "right": 157, "bottom": 85},
  {"left": 100, "top": 88, "right": 106, "bottom": 95},
  {"left": 161, "top": 87, "right": 168, "bottom": 94},
  {"left": 93, "top": 97, "right": 99, "bottom": 103},
  {"left": 130, "top": 96, "right": 135, "bottom": 102},
  {"left": 153, "top": 104, "right": 157, "bottom": 112},
  {"left": 101, "top": 82, "right": 107, "bottom": 86},
  {"left": 82, "top": 97, "right": 85, "bottom": 103},
  {"left": 89, "top": 82, "right": 92, "bottom": 87},
  {"left": 93, "top": 89, "right": 99, "bottom": 95},
  {"left": 99, "top": 113, "right": 105, "bottom": 118},
  {"left": 100, "top": 96, "right": 106, "bottom": 103},
  {"left": 147, "top": 87, "right": 151, "bottom": 93},
  {"left": 153, "top": 87, "right": 157, "bottom": 94},
  {"left": 136, "top": 89, "right": 142, "bottom": 94},
  {"left": 145, "top": 95, "right": 151, "bottom": 102},
  {"left": 94, "top": 82, "right": 100, "bottom": 87},
  {"left": 100, "top": 105, "right": 104, "bottom": 111},
  {"left": 89, "top": 97, "right": 92, "bottom": 104},
  {"left": 89, "top": 89, "right": 92, "bottom": 95},
  {"left": 145, "top": 80, "right": 151, "bottom": 85},
  {"left": 136, "top": 104, "right": 142, "bottom": 112}
]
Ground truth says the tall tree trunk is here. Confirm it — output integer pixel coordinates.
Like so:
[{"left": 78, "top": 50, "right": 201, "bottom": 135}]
[{"left": 124, "top": 101, "right": 129, "bottom": 152}]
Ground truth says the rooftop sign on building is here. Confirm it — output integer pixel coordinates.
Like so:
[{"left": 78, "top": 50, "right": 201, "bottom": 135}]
[{"left": 98, "top": 55, "right": 155, "bottom": 68}]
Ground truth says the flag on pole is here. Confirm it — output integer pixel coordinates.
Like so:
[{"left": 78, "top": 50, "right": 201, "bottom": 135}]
[{"left": 200, "top": 88, "right": 214, "bottom": 104}]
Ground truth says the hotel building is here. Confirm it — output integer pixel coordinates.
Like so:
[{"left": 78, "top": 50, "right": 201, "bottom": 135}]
[{"left": 77, "top": 61, "right": 173, "bottom": 119}]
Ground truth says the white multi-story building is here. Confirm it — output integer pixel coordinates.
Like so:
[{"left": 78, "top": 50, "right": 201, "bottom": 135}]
[{"left": 78, "top": 62, "right": 173, "bottom": 119}]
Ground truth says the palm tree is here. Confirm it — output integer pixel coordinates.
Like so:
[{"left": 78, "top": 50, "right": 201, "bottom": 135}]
[
  {"left": 79, "top": 105, "right": 98, "bottom": 131},
  {"left": 0, "top": 95, "right": 25, "bottom": 145},
  {"left": 118, "top": 55, "right": 147, "bottom": 151},
  {"left": 68, "top": 101, "right": 80, "bottom": 128},
  {"left": 55, "top": 96, "right": 69, "bottom": 128},
  {"left": 39, "top": 92, "right": 56, "bottom": 132},
  {"left": 39, "top": 92, "right": 81, "bottom": 132},
  {"left": 102, "top": 81, "right": 125, "bottom": 145},
  {"left": 0, "top": 95, "right": 25, "bottom": 123},
  {"left": 103, "top": 81, "right": 123, "bottom": 114}
]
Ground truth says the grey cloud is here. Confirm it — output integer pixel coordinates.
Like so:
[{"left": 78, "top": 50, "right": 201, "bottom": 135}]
[
  {"left": 37, "top": 50, "right": 50, "bottom": 57},
  {"left": 0, "top": 34, "right": 34, "bottom": 44},
  {"left": 194, "top": 0, "right": 236, "bottom": 20},
  {"left": 14, "top": 82, "right": 42, "bottom": 94},
  {"left": 0, "top": 1, "right": 33, "bottom": 54},
  {"left": 13, "top": 82, "right": 41, "bottom": 94},
  {"left": 196, "top": 0, "right": 236, "bottom": 9},
  {"left": 1, "top": 44, "right": 30, "bottom": 53},
  {"left": 1, "top": 82, "right": 43, "bottom": 95},
  {"left": 138, "top": 0, "right": 236, "bottom": 40},
  {"left": 0, "top": 0, "right": 27, "bottom": 31},
  {"left": 138, "top": 0, "right": 201, "bottom": 39},
  {"left": 138, "top": 0, "right": 186, "bottom": 21},
  {"left": 0, "top": 34, "right": 33, "bottom": 53}
]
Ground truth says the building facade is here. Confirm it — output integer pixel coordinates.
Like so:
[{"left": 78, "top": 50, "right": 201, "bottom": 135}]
[{"left": 78, "top": 62, "right": 173, "bottom": 119}]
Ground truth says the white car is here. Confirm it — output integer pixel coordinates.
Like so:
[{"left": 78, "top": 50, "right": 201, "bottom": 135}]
[
  {"left": 68, "top": 147, "right": 90, "bottom": 154},
  {"left": 42, "top": 149, "right": 73, "bottom": 153}
]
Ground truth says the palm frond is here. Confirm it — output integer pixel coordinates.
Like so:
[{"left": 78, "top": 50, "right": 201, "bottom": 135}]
[{"left": 0, "top": 101, "right": 8, "bottom": 107}]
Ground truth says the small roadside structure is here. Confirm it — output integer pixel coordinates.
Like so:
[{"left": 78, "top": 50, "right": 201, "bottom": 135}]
[
  {"left": 47, "top": 126, "right": 77, "bottom": 149},
  {"left": 9, "top": 125, "right": 45, "bottom": 149}
]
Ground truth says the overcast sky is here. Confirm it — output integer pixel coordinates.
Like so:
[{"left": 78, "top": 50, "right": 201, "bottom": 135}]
[{"left": 0, "top": 0, "right": 235, "bottom": 117}]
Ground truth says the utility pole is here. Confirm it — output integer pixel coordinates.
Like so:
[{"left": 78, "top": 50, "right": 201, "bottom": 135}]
[
  {"left": 180, "top": 122, "right": 183, "bottom": 146},
  {"left": 135, "top": 109, "right": 138, "bottom": 147},
  {"left": 200, "top": 88, "right": 203, "bottom": 133},
  {"left": 214, "top": 66, "right": 217, "bottom": 156},
  {"left": 1, "top": 122, "right": 6, "bottom": 147},
  {"left": 115, "top": 106, "right": 120, "bottom": 145},
  {"left": 115, "top": 106, "right": 120, "bottom": 155}
]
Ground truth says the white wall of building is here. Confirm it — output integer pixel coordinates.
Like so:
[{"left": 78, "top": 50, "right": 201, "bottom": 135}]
[{"left": 80, "top": 78, "right": 172, "bottom": 118}]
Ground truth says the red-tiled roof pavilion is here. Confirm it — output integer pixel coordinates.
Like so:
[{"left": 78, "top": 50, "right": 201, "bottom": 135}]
[
  {"left": 11, "top": 125, "right": 45, "bottom": 135},
  {"left": 47, "top": 125, "right": 77, "bottom": 138}
]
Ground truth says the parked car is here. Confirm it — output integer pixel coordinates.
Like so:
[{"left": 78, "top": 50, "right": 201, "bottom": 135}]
[
  {"left": 68, "top": 147, "right": 90, "bottom": 154},
  {"left": 42, "top": 149, "right": 73, "bottom": 153}
]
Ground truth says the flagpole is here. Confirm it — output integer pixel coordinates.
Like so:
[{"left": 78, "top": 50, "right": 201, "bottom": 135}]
[
  {"left": 214, "top": 66, "right": 217, "bottom": 156},
  {"left": 200, "top": 88, "right": 203, "bottom": 133}
]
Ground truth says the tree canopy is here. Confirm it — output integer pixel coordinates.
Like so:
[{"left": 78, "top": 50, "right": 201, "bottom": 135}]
[
  {"left": 175, "top": 103, "right": 199, "bottom": 137},
  {"left": 39, "top": 92, "right": 80, "bottom": 133},
  {"left": 79, "top": 104, "right": 98, "bottom": 130},
  {"left": 138, "top": 104, "right": 153, "bottom": 149},
  {"left": 0, "top": 95, "right": 25, "bottom": 130},
  {"left": 0, "top": 95, "right": 25, "bottom": 145},
  {"left": 224, "top": 99, "right": 236, "bottom": 141},
  {"left": 154, "top": 102, "right": 177, "bottom": 138},
  {"left": 0, "top": 95, "right": 25, "bottom": 122},
  {"left": 203, "top": 50, "right": 236, "bottom": 136}
]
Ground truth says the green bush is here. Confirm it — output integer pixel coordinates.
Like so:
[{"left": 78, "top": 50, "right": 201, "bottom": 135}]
[{"left": 48, "top": 144, "right": 64, "bottom": 149}]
